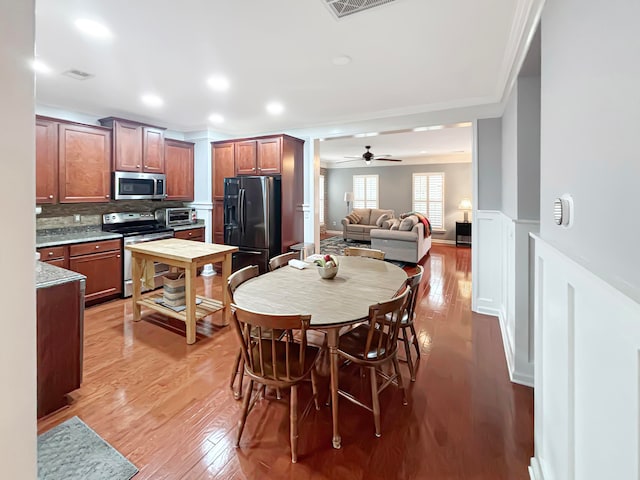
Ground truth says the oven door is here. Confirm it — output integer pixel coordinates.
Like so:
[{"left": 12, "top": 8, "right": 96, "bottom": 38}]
[{"left": 123, "top": 231, "right": 174, "bottom": 297}]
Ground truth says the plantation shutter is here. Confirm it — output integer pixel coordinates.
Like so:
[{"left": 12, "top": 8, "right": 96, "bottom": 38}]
[
  {"left": 353, "top": 175, "right": 378, "bottom": 209},
  {"left": 412, "top": 173, "right": 444, "bottom": 230}
]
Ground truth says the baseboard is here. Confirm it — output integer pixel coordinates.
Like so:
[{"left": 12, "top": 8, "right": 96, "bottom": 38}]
[
  {"left": 529, "top": 457, "right": 544, "bottom": 480},
  {"left": 431, "top": 239, "right": 456, "bottom": 245}
]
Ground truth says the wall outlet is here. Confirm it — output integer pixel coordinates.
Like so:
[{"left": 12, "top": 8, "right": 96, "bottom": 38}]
[
  {"left": 332, "top": 221, "right": 336, "bottom": 226},
  {"left": 74, "top": 214, "right": 81, "bottom": 223}
]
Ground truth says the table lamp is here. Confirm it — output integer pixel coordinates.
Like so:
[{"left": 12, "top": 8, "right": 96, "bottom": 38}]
[
  {"left": 458, "top": 198, "right": 472, "bottom": 222},
  {"left": 344, "top": 192, "right": 353, "bottom": 213}
]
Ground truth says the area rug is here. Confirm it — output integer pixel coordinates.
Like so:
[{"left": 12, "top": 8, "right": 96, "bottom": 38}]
[
  {"left": 319, "top": 236, "right": 410, "bottom": 267},
  {"left": 38, "top": 416, "right": 138, "bottom": 480}
]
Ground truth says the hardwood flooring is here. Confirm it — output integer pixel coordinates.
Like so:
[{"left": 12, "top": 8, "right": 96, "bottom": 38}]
[{"left": 37, "top": 245, "right": 533, "bottom": 479}]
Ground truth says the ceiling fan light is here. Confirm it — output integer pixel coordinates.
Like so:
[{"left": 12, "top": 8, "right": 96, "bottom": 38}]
[{"left": 365, "top": 159, "right": 371, "bottom": 165}]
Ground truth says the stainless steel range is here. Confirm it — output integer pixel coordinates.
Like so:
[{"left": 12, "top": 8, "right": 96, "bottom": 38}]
[{"left": 102, "top": 212, "right": 174, "bottom": 297}]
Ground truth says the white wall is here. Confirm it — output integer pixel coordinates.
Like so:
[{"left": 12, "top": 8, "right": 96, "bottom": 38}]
[
  {"left": 476, "top": 118, "right": 502, "bottom": 211},
  {"left": 516, "top": 76, "right": 541, "bottom": 220},
  {"left": 531, "top": 0, "right": 640, "bottom": 478},
  {"left": 0, "top": 0, "right": 37, "bottom": 477},
  {"left": 501, "top": 86, "right": 519, "bottom": 219}
]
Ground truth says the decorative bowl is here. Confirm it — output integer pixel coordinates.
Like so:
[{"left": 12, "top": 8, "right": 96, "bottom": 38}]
[{"left": 317, "top": 265, "right": 338, "bottom": 279}]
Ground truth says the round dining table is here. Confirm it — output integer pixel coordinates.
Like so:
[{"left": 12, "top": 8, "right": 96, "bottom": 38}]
[{"left": 232, "top": 255, "right": 408, "bottom": 449}]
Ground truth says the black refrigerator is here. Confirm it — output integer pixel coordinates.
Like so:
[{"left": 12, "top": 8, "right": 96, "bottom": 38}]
[{"left": 224, "top": 176, "right": 281, "bottom": 273}]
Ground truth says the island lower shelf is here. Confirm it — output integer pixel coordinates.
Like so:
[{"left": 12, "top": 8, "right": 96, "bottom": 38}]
[{"left": 136, "top": 294, "right": 224, "bottom": 322}]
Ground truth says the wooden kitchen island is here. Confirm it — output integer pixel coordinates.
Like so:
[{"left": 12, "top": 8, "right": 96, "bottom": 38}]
[{"left": 126, "top": 239, "right": 238, "bottom": 344}]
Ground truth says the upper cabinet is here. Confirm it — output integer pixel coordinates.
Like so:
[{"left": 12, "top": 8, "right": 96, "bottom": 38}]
[
  {"left": 35, "top": 118, "right": 58, "bottom": 204},
  {"left": 233, "top": 137, "right": 282, "bottom": 176},
  {"left": 165, "top": 139, "right": 195, "bottom": 201},
  {"left": 235, "top": 140, "right": 257, "bottom": 175},
  {"left": 58, "top": 123, "right": 112, "bottom": 203},
  {"left": 99, "top": 117, "right": 165, "bottom": 173}
]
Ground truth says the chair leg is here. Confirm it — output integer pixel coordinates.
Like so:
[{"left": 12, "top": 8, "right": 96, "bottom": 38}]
[
  {"left": 310, "top": 368, "right": 320, "bottom": 411},
  {"left": 236, "top": 357, "right": 245, "bottom": 400},
  {"left": 402, "top": 328, "right": 416, "bottom": 382},
  {"left": 370, "top": 366, "right": 381, "bottom": 437},
  {"left": 392, "top": 356, "right": 408, "bottom": 406},
  {"left": 230, "top": 351, "right": 243, "bottom": 399},
  {"left": 236, "top": 379, "right": 254, "bottom": 447},
  {"left": 290, "top": 384, "right": 299, "bottom": 463},
  {"left": 409, "top": 323, "right": 420, "bottom": 358}
]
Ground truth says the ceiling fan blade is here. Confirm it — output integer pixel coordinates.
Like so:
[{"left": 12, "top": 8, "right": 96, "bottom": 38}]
[
  {"left": 335, "top": 159, "right": 362, "bottom": 164},
  {"left": 371, "top": 154, "right": 391, "bottom": 158},
  {"left": 375, "top": 158, "right": 403, "bottom": 162},
  {"left": 343, "top": 155, "right": 363, "bottom": 159}
]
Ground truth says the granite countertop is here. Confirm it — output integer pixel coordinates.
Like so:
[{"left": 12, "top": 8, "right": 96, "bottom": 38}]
[
  {"left": 36, "top": 261, "right": 86, "bottom": 289},
  {"left": 36, "top": 228, "right": 123, "bottom": 248},
  {"left": 172, "top": 220, "right": 205, "bottom": 232}
]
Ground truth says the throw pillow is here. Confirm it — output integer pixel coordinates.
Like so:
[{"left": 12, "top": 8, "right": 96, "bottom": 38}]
[
  {"left": 382, "top": 219, "right": 394, "bottom": 229},
  {"left": 389, "top": 219, "right": 401, "bottom": 231},
  {"left": 375, "top": 213, "right": 391, "bottom": 227},
  {"left": 346, "top": 211, "right": 362, "bottom": 224},
  {"left": 399, "top": 215, "right": 419, "bottom": 231}
]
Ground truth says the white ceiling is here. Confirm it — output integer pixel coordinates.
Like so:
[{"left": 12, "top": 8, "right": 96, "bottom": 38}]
[
  {"left": 320, "top": 124, "right": 472, "bottom": 168},
  {"left": 34, "top": 0, "right": 534, "bottom": 136}
]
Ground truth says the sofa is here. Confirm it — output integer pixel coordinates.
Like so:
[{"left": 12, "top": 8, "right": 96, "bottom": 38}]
[
  {"left": 370, "top": 221, "right": 431, "bottom": 264},
  {"left": 341, "top": 208, "right": 395, "bottom": 241}
]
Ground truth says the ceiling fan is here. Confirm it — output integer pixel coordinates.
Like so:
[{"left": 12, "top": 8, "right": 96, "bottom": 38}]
[{"left": 337, "top": 146, "right": 403, "bottom": 165}]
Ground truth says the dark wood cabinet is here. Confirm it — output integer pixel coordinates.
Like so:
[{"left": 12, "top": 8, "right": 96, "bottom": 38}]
[
  {"left": 36, "top": 118, "right": 58, "bottom": 204},
  {"left": 211, "top": 134, "right": 304, "bottom": 255},
  {"left": 165, "top": 139, "right": 194, "bottom": 201},
  {"left": 99, "top": 117, "right": 165, "bottom": 173},
  {"left": 58, "top": 123, "right": 112, "bottom": 203},
  {"left": 212, "top": 142, "right": 236, "bottom": 245},
  {"left": 174, "top": 227, "right": 205, "bottom": 242},
  {"left": 69, "top": 239, "right": 122, "bottom": 304},
  {"left": 37, "top": 278, "right": 84, "bottom": 418},
  {"left": 37, "top": 245, "right": 69, "bottom": 269}
]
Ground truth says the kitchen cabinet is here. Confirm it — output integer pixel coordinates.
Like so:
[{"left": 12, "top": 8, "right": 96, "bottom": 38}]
[
  {"left": 37, "top": 274, "right": 84, "bottom": 418},
  {"left": 212, "top": 142, "right": 235, "bottom": 245},
  {"left": 37, "top": 245, "right": 69, "bottom": 269},
  {"left": 36, "top": 117, "right": 58, "bottom": 204},
  {"left": 58, "top": 123, "right": 112, "bottom": 203},
  {"left": 211, "top": 134, "right": 304, "bottom": 254},
  {"left": 99, "top": 117, "right": 165, "bottom": 173},
  {"left": 165, "top": 139, "right": 195, "bottom": 201},
  {"left": 174, "top": 227, "right": 205, "bottom": 242},
  {"left": 68, "top": 239, "right": 122, "bottom": 304}
]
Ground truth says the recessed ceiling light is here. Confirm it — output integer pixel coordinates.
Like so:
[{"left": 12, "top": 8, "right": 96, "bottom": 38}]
[
  {"left": 74, "top": 18, "right": 112, "bottom": 39},
  {"left": 141, "top": 94, "right": 163, "bottom": 107},
  {"left": 420, "top": 150, "right": 428, "bottom": 154},
  {"left": 208, "top": 113, "right": 224, "bottom": 124},
  {"left": 32, "top": 59, "right": 51, "bottom": 74},
  {"left": 207, "top": 75, "right": 230, "bottom": 92},
  {"left": 354, "top": 132, "right": 379, "bottom": 138},
  {"left": 266, "top": 102, "right": 284, "bottom": 115},
  {"left": 413, "top": 125, "right": 445, "bottom": 132},
  {"left": 413, "top": 127, "right": 429, "bottom": 132},
  {"left": 332, "top": 55, "right": 352, "bottom": 66}
]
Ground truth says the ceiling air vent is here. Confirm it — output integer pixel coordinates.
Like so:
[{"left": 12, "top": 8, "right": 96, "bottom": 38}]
[
  {"left": 62, "top": 69, "right": 94, "bottom": 81},
  {"left": 323, "top": 0, "right": 398, "bottom": 19}
]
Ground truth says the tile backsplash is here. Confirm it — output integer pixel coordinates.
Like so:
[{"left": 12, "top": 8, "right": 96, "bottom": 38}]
[{"left": 36, "top": 200, "right": 187, "bottom": 230}]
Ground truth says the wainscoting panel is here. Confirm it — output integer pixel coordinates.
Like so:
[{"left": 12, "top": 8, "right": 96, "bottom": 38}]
[
  {"left": 531, "top": 236, "right": 640, "bottom": 480},
  {"left": 474, "top": 210, "right": 503, "bottom": 315}
]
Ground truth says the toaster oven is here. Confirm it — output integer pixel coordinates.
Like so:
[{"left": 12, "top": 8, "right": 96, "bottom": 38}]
[{"left": 155, "top": 207, "right": 197, "bottom": 227}]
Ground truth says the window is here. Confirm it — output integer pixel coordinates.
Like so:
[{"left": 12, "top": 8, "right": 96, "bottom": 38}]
[
  {"left": 353, "top": 175, "right": 378, "bottom": 209},
  {"left": 412, "top": 172, "right": 444, "bottom": 230},
  {"left": 319, "top": 174, "right": 325, "bottom": 224}
]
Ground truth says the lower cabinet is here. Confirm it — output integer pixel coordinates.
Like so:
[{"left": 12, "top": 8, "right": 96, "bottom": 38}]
[
  {"left": 174, "top": 227, "right": 205, "bottom": 242},
  {"left": 69, "top": 240, "right": 122, "bottom": 304}
]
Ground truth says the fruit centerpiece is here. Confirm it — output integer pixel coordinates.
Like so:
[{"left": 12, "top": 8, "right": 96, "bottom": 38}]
[{"left": 314, "top": 254, "right": 339, "bottom": 279}]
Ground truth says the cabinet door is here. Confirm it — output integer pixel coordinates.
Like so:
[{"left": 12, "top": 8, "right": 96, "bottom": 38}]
[
  {"left": 257, "top": 137, "right": 282, "bottom": 174},
  {"left": 59, "top": 124, "right": 112, "bottom": 203},
  {"left": 113, "top": 121, "right": 142, "bottom": 171},
  {"left": 165, "top": 139, "right": 194, "bottom": 201},
  {"left": 235, "top": 140, "right": 257, "bottom": 175},
  {"left": 69, "top": 250, "right": 122, "bottom": 303},
  {"left": 174, "top": 228, "right": 205, "bottom": 242},
  {"left": 143, "top": 127, "right": 165, "bottom": 173},
  {"left": 213, "top": 200, "right": 224, "bottom": 244},
  {"left": 36, "top": 118, "right": 58, "bottom": 204},
  {"left": 212, "top": 142, "right": 235, "bottom": 200}
]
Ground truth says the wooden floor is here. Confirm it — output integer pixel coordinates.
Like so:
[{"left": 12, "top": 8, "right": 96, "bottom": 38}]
[{"left": 38, "top": 245, "right": 533, "bottom": 479}]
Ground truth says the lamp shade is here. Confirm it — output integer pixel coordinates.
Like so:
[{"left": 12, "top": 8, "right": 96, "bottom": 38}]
[
  {"left": 458, "top": 198, "right": 472, "bottom": 210},
  {"left": 344, "top": 192, "right": 354, "bottom": 202}
]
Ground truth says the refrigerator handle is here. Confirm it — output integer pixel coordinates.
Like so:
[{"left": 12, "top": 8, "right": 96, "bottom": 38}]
[{"left": 239, "top": 188, "right": 245, "bottom": 235}]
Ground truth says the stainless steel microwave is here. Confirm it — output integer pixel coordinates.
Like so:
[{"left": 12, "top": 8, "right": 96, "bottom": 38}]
[{"left": 113, "top": 171, "right": 166, "bottom": 200}]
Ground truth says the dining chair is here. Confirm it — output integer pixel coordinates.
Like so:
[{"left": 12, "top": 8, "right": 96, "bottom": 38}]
[
  {"left": 343, "top": 246, "right": 385, "bottom": 260},
  {"left": 231, "top": 305, "right": 320, "bottom": 463},
  {"left": 269, "top": 251, "right": 300, "bottom": 271},
  {"left": 397, "top": 265, "right": 424, "bottom": 381},
  {"left": 336, "top": 287, "right": 410, "bottom": 438}
]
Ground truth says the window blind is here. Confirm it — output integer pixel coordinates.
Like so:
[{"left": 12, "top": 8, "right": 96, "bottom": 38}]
[
  {"left": 353, "top": 175, "right": 378, "bottom": 209},
  {"left": 412, "top": 172, "right": 444, "bottom": 230}
]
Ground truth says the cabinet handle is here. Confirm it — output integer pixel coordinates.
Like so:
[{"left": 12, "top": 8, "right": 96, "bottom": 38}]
[
  {"left": 95, "top": 245, "right": 100, "bottom": 249},
  {"left": 48, "top": 252, "right": 53, "bottom": 256},
  {"left": 48, "top": 194, "right": 54, "bottom": 199},
  {"left": 188, "top": 232, "right": 192, "bottom": 236},
  {"left": 136, "top": 165, "right": 141, "bottom": 168},
  {"left": 105, "top": 194, "right": 110, "bottom": 198},
  {"left": 117, "top": 254, "right": 121, "bottom": 258}
]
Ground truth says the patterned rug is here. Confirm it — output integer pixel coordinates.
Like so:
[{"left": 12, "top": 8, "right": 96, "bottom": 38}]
[
  {"left": 38, "top": 416, "right": 138, "bottom": 480},
  {"left": 319, "top": 236, "right": 409, "bottom": 267}
]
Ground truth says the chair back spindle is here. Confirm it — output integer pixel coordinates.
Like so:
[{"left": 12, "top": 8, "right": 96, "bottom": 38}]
[{"left": 363, "top": 288, "right": 410, "bottom": 361}]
